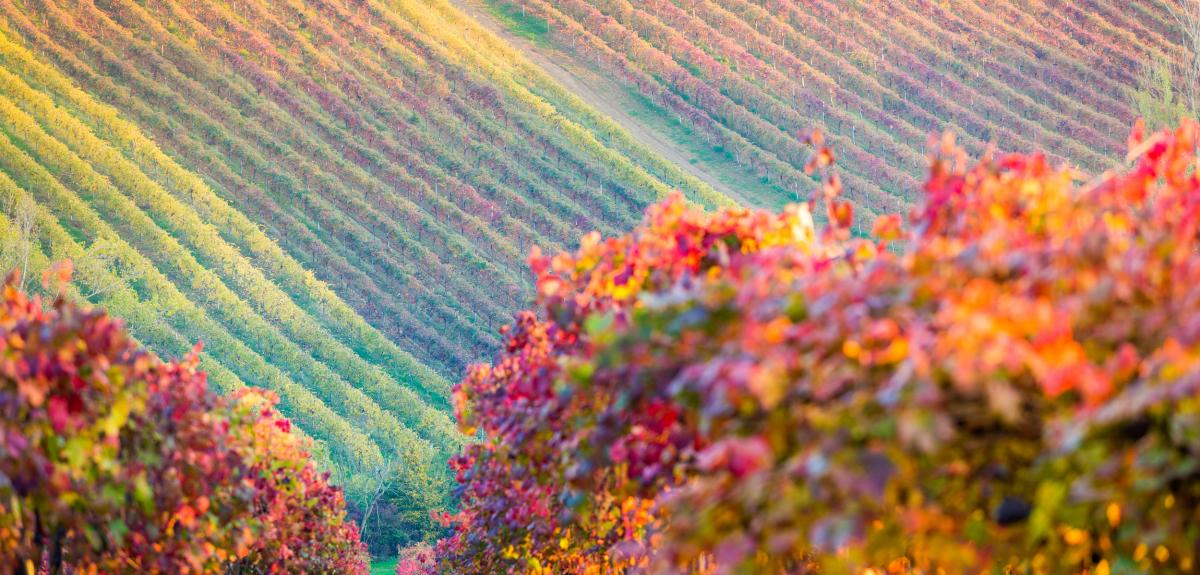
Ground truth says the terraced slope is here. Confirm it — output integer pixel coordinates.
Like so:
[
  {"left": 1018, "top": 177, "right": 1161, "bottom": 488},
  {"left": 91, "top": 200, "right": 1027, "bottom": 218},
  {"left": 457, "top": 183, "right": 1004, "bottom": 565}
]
[
  {"left": 475, "top": 0, "right": 1185, "bottom": 224},
  {"left": 0, "top": 0, "right": 734, "bottom": 522}
]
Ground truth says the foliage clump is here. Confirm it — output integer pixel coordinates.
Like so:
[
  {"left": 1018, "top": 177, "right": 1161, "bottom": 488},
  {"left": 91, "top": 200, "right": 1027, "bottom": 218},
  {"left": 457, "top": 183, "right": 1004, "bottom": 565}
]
[
  {"left": 0, "top": 271, "right": 368, "bottom": 574},
  {"left": 440, "top": 121, "right": 1200, "bottom": 573},
  {"left": 394, "top": 542, "right": 437, "bottom": 575}
]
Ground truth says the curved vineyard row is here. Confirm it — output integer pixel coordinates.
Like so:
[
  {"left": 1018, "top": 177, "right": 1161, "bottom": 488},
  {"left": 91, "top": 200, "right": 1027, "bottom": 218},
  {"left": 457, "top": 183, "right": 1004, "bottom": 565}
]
[
  {"left": 1, "top": 0, "right": 733, "bottom": 377},
  {"left": 0, "top": 0, "right": 740, "bottom": 542},
  {"left": 0, "top": 66, "right": 462, "bottom": 456},
  {"left": 488, "top": 0, "right": 1185, "bottom": 218}
]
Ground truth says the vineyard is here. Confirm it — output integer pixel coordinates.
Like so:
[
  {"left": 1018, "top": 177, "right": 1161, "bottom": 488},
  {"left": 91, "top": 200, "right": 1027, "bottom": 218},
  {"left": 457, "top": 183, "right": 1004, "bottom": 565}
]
[
  {"left": 477, "top": 0, "right": 1187, "bottom": 222},
  {"left": 0, "top": 0, "right": 1195, "bottom": 568},
  {"left": 0, "top": 0, "right": 740, "bottom": 548}
]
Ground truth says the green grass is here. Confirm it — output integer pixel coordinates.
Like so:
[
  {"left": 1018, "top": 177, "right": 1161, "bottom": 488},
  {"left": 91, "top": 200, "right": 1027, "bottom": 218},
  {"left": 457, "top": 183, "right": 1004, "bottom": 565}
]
[
  {"left": 371, "top": 558, "right": 397, "bottom": 575},
  {"left": 620, "top": 88, "right": 795, "bottom": 208},
  {"left": 484, "top": 0, "right": 551, "bottom": 47}
]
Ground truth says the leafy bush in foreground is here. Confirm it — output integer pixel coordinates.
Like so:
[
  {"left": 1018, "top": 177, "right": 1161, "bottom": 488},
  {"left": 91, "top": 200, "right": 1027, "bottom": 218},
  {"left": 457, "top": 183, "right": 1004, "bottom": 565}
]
[
  {"left": 394, "top": 542, "right": 437, "bottom": 575},
  {"left": 0, "top": 270, "right": 367, "bottom": 574},
  {"left": 442, "top": 121, "right": 1200, "bottom": 573}
]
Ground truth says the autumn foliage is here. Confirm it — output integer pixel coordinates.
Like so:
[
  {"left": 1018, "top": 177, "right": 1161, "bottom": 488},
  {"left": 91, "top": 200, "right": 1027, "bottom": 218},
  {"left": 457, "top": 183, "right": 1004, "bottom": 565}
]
[
  {"left": 442, "top": 121, "right": 1200, "bottom": 573},
  {"left": 394, "top": 542, "right": 437, "bottom": 575},
  {"left": 0, "top": 275, "right": 367, "bottom": 573}
]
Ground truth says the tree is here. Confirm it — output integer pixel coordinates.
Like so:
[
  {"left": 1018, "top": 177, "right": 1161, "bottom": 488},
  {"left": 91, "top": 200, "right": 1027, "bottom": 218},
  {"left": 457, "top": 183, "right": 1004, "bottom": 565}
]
[
  {"left": 343, "top": 454, "right": 398, "bottom": 555},
  {"left": 0, "top": 195, "right": 37, "bottom": 293},
  {"left": 348, "top": 458, "right": 449, "bottom": 557},
  {"left": 1129, "top": 57, "right": 1187, "bottom": 129},
  {"left": 1168, "top": 0, "right": 1200, "bottom": 119}
]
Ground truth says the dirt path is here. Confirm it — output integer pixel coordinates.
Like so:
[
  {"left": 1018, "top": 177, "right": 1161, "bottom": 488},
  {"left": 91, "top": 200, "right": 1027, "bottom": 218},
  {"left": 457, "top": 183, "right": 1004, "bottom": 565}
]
[{"left": 449, "top": 0, "right": 742, "bottom": 201}]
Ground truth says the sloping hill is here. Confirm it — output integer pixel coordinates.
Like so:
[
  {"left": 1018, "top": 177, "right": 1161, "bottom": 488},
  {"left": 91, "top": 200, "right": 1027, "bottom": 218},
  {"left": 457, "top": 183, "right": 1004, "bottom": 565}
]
[
  {"left": 466, "top": 0, "right": 1185, "bottom": 224},
  {"left": 1, "top": 0, "right": 1183, "bottom": 551},
  {"left": 0, "top": 0, "right": 735, "bottom": 528},
  {"left": 0, "top": 21, "right": 453, "bottom": 513}
]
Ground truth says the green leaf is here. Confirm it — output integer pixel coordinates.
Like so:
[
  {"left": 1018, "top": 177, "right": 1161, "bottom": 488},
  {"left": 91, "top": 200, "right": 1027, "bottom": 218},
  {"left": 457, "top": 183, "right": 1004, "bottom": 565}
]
[
  {"left": 108, "top": 519, "right": 128, "bottom": 545},
  {"left": 1029, "top": 481, "right": 1066, "bottom": 542},
  {"left": 134, "top": 474, "right": 154, "bottom": 513}
]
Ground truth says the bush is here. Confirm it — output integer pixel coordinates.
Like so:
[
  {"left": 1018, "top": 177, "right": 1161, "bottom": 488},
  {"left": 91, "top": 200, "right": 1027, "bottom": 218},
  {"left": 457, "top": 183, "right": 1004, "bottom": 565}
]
[
  {"left": 223, "top": 389, "right": 370, "bottom": 575},
  {"left": 0, "top": 270, "right": 368, "bottom": 574},
  {"left": 441, "top": 121, "right": 1200, "bottom": 573},
  {"left": 394, "top": 542, "right": 437, "bottom": 575}
]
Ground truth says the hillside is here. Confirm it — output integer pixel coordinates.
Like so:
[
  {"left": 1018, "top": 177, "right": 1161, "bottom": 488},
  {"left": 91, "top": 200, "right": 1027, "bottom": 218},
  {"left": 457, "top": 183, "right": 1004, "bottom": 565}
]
[
  {"left": 0, "top": 0, "right": 1191, "bottom": 561},
  {"left": 0, "top": 0, "right": 739, "bottom": 536},
  {"left": 468, "top": 0, "right": 1185, "bottom": 222}
]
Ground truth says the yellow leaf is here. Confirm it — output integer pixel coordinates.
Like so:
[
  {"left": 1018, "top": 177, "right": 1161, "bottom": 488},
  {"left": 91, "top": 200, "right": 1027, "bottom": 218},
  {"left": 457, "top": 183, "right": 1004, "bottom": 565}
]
[
  {"left": 762, "top": 317, "right": 789, "bottom": 345},
  {"left": 1062, "top": 527, "right": 1087, "bottom": 546},
  {"left": 1106, "top": 502, "right": 1121, "bottom": 527},
  {"left": 102, "top": 395, "right": 132, "bottom": 438},
  {"left": 842, "top": 339, "right": 862, "bottom": 360},
  {"left": 879, "top": 338, "right": 909, "bottom": 364}
]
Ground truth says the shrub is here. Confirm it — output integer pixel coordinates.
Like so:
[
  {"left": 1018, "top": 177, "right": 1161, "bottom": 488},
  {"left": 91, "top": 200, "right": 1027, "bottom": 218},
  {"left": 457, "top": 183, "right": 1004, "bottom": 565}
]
[
  {"left": 395, "top": 542, "right": 437, "bottom": 575},
  {"left": 223, "top": 389, "right": 370, "bottom": 575},
  {"left": 441, "top": 121, "right": 1200, "bottom": 573},
  {"left": 0, "top": 270, "right": 367, "bottom": 574}
]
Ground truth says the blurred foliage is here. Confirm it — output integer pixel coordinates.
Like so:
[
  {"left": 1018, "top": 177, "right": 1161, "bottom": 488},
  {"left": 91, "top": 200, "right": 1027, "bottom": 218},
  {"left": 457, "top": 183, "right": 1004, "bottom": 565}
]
[
  {"left": 440, "top": 121, "right": 1200, "bottom": 573},
  {"left": 0, "top": 272, "right": 368, "bottom": 573}
]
